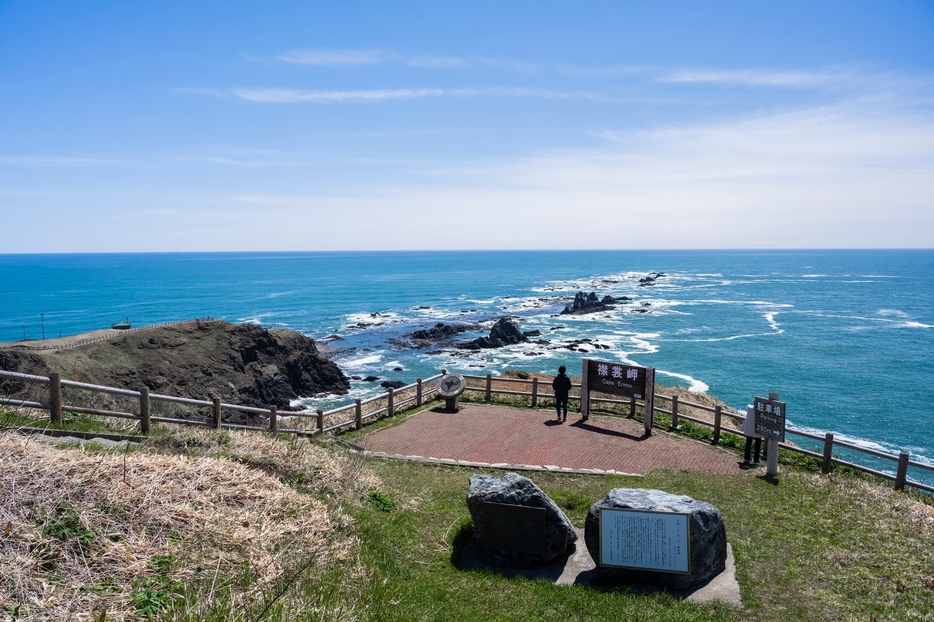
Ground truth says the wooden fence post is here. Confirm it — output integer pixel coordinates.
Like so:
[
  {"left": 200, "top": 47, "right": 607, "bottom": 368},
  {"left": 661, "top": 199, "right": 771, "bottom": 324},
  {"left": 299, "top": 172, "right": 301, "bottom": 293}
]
[
  {"left": 670, "top": 394, "right": 679, "bottom": 431},
  {"left": 355, "top": 398, "right": 362, "bottom": 430},
  {"left": 629, "top": 395, "right": 636, "bottom": 418},
  {"left": 821, "top": 433, "right": 834, "bottom": 474},
  {"left": 531, "top": 377, "right": 538, "bottom": 408},
  {"left": 485, "top": 374, "right": 492, "bottom": 402},
  {"left": 387, "top": 387, "right": 394, "bottom": 417},
  {"left": 712, "top": 405, "right": 722, "bottom": 444},
  {"left": 212, "top": 397, "right": 222, "bottom": 429},
  {"left": 269, "top": 406, "right": 278, "bottom": 434},
  {"left": 416, "top": 378, "right": 423, "bottom": 407},
  {"left": 139, "top": 386, "right": 151, "bottom": 435},
  {"left": 895, "top": 452, "right": 910, "bottom": 491},
  {"left": 316, "top": 409, "right": 324, "bottom": 434},
  {"left": 49, "top": 372, "right": 62, "bottom": 425}
]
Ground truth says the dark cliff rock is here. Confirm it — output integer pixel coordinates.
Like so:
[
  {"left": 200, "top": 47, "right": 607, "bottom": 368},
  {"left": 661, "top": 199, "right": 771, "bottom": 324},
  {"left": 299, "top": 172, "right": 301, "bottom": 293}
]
[
  {"left": 391, "top": 322, "right": 482, "bottom": 349},
  {"left": 561, "top": 291, "right": 617, "bottom": 315},
  {"left": 458, "top": 318, "right": 529, "bottom": 350},
  {"left": 0, "top": 320, "right": 350, "bottom": 416}
]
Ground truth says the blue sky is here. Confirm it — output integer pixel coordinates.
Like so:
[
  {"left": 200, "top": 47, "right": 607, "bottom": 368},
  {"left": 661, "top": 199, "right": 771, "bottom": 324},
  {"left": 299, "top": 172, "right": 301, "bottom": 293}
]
[{"left": 2, "top": 1, "right": 933, "bottom": 251}]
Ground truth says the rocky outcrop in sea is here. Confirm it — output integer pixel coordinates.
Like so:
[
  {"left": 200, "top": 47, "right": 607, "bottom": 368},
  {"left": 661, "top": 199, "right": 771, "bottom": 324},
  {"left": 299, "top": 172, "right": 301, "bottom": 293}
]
[
  {"left": 0, "top": 320, "right": 350, "bottom": 419},
  {"left": 458, "top": 318, "right": 529, "bottom": 350}
]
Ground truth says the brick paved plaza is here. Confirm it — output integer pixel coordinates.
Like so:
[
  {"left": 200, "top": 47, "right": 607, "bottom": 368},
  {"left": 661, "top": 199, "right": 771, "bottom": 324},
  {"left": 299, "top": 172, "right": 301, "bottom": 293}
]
[{"left": 357, "top": 404, "right": 745, "bottom": 475}]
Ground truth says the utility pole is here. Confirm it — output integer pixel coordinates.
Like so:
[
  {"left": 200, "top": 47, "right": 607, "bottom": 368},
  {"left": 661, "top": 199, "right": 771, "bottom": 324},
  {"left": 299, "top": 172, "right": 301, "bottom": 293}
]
[{"left": 40, "top": 313, "right": 45, "bottom": 340}]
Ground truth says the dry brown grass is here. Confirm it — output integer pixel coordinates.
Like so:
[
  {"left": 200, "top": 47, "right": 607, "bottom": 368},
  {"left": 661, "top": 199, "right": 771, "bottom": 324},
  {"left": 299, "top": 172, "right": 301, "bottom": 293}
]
[{"left": 0, "top": 428, "right": 377, "bottom": 621}]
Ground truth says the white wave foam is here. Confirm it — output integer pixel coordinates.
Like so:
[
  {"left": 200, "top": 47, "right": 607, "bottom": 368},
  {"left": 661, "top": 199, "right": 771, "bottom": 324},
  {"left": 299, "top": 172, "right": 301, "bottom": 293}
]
[
  {"left": 655, "top": 369, "right": 709, "bottom": 393},
  {"left": 877, "top": 309, "right": 908, "bottom": 318},
  {"left": 898, "top": 321, "right": 932, "bottom": 329},
  {"left": 338, "top": 353, "right": 383, "bottom": 370},
  {"left": 674, "top": 333, "right": 772, "bottom": 342},
  {"left": 764, "top": 312, "right": 784, "bottom": 333}
]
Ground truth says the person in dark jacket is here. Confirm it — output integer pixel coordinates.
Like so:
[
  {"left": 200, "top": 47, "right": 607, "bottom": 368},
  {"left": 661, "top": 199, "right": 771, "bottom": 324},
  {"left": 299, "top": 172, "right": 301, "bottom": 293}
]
[{"left": 552, "top": 365, "right": 572, "bottom": 422}]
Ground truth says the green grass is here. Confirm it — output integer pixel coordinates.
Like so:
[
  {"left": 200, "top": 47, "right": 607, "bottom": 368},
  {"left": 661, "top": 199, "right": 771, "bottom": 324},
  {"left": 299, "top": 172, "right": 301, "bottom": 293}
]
[
  {"left": 9, "top": 398, "right": 934, "bottom": 621},
  {"left": 181, "top": 453, "right": 934, "bottom": 622}
]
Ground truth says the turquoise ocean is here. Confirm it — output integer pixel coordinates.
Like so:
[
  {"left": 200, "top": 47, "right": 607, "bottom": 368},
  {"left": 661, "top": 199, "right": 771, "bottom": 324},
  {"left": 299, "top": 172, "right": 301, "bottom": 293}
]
[{"left": 2, "top": 250, "right": 932, "bottom": 477}]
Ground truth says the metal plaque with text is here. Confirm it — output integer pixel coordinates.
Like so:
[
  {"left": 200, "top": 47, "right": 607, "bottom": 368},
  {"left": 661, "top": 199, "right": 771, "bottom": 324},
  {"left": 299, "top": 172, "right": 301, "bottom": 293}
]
[
  {"left": 481, "top": 502, "right": 547, "bottom": 556},
  {"left": 599, "top": 508, "right": 691, "bottom": 573}
]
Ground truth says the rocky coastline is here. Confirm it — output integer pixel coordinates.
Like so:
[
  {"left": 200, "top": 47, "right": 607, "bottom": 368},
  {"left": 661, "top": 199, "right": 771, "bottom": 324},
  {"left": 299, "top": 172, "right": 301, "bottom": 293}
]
[{"left": 0, "top": 320, "right": 350, "bottom": 424}]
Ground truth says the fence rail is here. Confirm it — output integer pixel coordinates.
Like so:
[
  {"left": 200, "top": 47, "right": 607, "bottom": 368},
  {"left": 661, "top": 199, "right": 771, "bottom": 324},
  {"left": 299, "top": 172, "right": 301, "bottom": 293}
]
[
  {"left": 1, "top": 318, "right": 215, "bottom": 352},
  {"left": 1, "top": 368, "right": 931, "bottom": 494}
]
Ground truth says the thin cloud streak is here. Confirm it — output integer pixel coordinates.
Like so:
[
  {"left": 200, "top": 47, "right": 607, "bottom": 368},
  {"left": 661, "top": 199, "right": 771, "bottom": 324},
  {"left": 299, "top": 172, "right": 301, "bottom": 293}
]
[
  {"left": 228, "top": 86, "right": 613, "bottom": 103},
  {"left": 277, "top": 48, "right": 468, "bottom": 69},
  {"left": 277, "top": 48, "right": 387, "bottom": 65}
]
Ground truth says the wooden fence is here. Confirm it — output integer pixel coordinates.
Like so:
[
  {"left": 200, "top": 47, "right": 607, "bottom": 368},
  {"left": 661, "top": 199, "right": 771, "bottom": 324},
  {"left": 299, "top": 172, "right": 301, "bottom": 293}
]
[
  {"left": 1, "top": 368, "right": 932, "bottom": 495},
  {"left": 1, "top": 318, "right": 215, "bottom": 352}
]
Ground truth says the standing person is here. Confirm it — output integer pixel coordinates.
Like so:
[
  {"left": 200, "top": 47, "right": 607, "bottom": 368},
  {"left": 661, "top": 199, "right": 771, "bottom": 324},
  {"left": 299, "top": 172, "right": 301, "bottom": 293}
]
[
  {"left": 741, "top": 404, "right": 763, "bottom": 465},
  {"left": 552, "top": 365, "right": 572, "bottom": 422}
]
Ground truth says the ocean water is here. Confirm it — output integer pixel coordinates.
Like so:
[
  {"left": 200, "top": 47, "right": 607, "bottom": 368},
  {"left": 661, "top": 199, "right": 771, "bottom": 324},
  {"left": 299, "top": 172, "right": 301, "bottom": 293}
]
[{"left": 2, "top": 250, "right": 932, "bottom": 473}]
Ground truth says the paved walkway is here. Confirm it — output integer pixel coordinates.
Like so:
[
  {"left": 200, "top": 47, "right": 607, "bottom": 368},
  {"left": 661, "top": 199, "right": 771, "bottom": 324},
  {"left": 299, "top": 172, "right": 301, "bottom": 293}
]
[{"left": 356, "top": 404, "right": 745, "bottom": 475}]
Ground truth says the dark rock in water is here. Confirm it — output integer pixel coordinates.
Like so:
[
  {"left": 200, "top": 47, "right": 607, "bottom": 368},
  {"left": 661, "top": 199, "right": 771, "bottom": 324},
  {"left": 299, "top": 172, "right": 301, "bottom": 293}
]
[
  {"left": 350, "top": 375, "right": 363, "bottom": 380},
  {"left": 466, "top": 472, "right": 577, "bottom": 568},
  {"left": 363, "top": 375, "right": 381, "bottom": 382},
  {"left": 584, "top": 488, "right": 727, "bottom": 590},
  {"left": 0, "top": 320, "right": 350, "bottom": 425},
  {"left": 458, "top": 318, "right": 528, "bottom": 350},
  {"left": 401, "top": 322, "right": 482, "bottom": 349},
  {"left": 522, "top": 330, "right": 542, "bottom": 337},
  {"left": 561, "top": 291, "right": 617, "bottom": 315},
  {"left": 381, "top": 380, "right": 406, "bottom": 389},
  {"left": 393, "top": 366, "right": 403, "bottom": 372},
  {"left": 638, "top": 272, "right": 666, "bottom": 287}
]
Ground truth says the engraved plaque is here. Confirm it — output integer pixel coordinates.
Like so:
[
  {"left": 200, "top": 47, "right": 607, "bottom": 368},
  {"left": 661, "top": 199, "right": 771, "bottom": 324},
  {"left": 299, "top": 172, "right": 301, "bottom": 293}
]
[
  {"left": 599, "top": 508, "right": 691, "bottom": 573},
  {"left": 481, "top": 502, "right": 547, "bottom": 556}
]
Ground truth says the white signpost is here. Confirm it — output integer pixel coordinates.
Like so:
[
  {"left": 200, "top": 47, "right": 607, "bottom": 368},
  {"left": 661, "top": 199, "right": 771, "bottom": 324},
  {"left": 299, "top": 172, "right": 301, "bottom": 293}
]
[{"left": 599, "top": 508, "right": 691, "bottom": 573}]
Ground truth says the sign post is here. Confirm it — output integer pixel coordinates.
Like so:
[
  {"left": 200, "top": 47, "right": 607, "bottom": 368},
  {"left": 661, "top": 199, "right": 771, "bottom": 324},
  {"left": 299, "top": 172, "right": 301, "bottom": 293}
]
[
  {"left": 754, "top": 392, "right": 785, "bottom": 477},
  {"left": 581, "top": 358, "right": 655, "bottom": 435}
]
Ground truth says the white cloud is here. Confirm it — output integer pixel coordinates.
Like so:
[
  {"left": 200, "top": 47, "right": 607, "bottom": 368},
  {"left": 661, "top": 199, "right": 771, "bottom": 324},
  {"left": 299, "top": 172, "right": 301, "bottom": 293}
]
[
  {"left": 227, "top": 86, "right": 610, "bottom": 103},
  {"left": 213, "top": 103, "right": 934, "bottom": 250},
  {"left": 276, "top": 48, "right": 468, "bottom": 69},
  {"left": 277, "top": 48, "right": 388, "bottom": 66}
]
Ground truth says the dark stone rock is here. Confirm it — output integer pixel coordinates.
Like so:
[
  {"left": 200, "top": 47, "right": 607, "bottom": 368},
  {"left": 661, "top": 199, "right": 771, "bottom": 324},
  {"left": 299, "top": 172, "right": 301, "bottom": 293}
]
[
  {"left": 381, "top": 380, "right": 406, "bottom": 389},
  {"left": 363, "top": 375, "right": 380, "bottom": 382},
  {"left": 561, "top": 291, "right": 616, "bottom": 315},
  {"left": 584, "top": 488, "right": 726, "bottom": 590},
  {"left": 393, "top": 367, "right": 403, "bottom": 372},
  {"left": 400, "top": 322, "right": 483, "bottom": 349},
  {"left": 467, "top": 472, "right": 577, "bottom": 568},
  {"left": 522, "top": 330, "right": 542, "bottom": 337},
  {"left": 458, "top": 318, "right": 528, "bottom": 350}
]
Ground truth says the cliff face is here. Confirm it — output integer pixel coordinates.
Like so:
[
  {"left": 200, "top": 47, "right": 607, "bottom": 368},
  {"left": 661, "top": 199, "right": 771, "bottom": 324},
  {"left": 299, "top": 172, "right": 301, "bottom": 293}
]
[{"left": 0, "top": 320, "right": 349, "bottom": 410}]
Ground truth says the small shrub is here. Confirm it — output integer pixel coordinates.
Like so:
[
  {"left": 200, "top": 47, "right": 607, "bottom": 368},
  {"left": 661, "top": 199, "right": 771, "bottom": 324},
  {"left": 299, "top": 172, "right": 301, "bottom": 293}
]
[
  {"left": 366, "top": 490, "right": 396, "bottom": 511},
  {"left": 43, "top": 502, "right": 96, "bottom": 548}
]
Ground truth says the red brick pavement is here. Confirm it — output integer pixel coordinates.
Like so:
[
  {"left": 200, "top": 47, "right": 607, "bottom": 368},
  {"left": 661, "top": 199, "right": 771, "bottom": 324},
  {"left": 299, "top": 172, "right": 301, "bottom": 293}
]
[{"left": 357, "top": 404, "right": 744, "bottom": 475}]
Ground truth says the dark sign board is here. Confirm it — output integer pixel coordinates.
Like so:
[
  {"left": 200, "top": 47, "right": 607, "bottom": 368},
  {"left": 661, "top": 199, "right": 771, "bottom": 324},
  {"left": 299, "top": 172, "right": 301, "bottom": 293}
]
[
  {"left": 481, "top": 502, "right": 546, "bottom": 556},
  {"left": 586, "top": 360, "right": 647, "bottom": 399},
  {"left": 754, "top": 396, "right": 786, "bottom": 443}
]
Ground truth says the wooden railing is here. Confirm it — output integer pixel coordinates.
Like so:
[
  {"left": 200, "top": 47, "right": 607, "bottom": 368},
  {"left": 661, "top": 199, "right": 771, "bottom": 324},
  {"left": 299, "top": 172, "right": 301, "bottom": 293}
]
[
  {"left": 457, "top": 373, "right": 934, "bottom": 495},
  {"left": 2, "top": 368, "right": 932, "bottom": 495},
  {"left": 2, "top": 318, "right": 215, "bottom": 351},
  {"left": 0, "top": 369, "right": 444, "bottom": 437}
]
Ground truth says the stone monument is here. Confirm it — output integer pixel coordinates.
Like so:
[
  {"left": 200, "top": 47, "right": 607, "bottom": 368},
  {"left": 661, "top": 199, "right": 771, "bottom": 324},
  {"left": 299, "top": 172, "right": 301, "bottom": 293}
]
[
  {"left": 466, "top": 472, "right": 577, "bottom": 568},
  {"left": 584, "top": 488, "right": 726, "bottom": 590}
]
